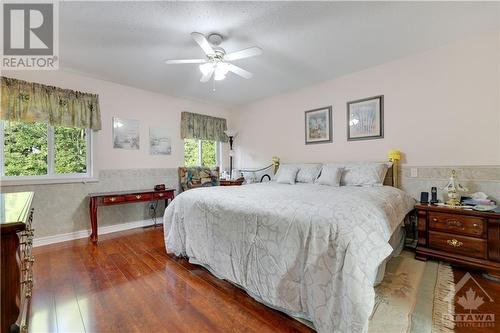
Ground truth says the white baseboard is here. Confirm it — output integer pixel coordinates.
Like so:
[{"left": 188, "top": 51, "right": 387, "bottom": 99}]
[{"left": 33, "top": 219, "right": 163, "bottom": 247}]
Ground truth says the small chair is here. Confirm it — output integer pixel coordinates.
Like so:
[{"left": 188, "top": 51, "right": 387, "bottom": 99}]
[{"left": 178, "top": 166, "right": 220, "bottom": 193}]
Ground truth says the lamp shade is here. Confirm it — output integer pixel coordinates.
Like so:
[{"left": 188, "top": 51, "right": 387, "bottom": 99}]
[
  {"left": 224, "top": 129, "right": 238, "bottom": 138},
  {"left": 388, "top": 149, "right": 401, "bottom": 161},
  {"left": 199, "top": 63, "right": 214, "bottom": 75}
]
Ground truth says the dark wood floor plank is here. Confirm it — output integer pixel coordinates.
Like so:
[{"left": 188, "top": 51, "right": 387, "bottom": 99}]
[
  {"left": 29, "top": 291, "right": 58, "bottom": 333},
  {"left": 30, "top": 226, "right": 499, "bottom": 333}
]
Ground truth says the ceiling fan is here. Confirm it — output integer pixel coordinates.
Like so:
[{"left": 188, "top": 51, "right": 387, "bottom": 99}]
[{"left": 165, "top": 32, "right": 262, "bottom": 83}]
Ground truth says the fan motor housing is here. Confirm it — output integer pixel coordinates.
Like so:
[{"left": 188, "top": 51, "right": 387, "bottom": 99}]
[{"left": 208, "top": 33, "right": 224, "bottom": 46}]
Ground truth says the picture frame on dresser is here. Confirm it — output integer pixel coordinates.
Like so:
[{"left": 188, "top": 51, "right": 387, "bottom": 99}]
[
  {"left": 304, "top": 106, "right": 333, "bottom": 145},
  {"left": 347, "top": 95, "right": 384, "bottom": 141}
]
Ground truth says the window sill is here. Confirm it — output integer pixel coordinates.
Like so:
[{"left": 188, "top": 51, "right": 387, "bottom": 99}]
[{"left": 0, "top": 177, "right": 99, "bottom": 187}]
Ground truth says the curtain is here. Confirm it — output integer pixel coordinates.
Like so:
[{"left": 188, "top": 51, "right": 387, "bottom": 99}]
[
  {"left": 180, "top": 111, "right": 228, "bottom": 142},
  {"left": 1, "top": 76, "right": 102, "bottom": 130}
]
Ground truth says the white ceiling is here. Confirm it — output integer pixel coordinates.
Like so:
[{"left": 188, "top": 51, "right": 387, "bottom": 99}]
[{"left": 58, "top": 1, "right": 499, "bottom": 107}]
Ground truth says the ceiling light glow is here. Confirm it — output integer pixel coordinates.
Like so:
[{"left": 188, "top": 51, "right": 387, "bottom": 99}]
[{"left": 199, "top": 63, "right": 214, "bottom": 75}]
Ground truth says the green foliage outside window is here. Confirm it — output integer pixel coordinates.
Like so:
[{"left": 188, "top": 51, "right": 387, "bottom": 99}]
[
  {"left": 184, "top": 139, "right": 199, "bottom": 167},
  {"left": 3, "top": 121, "right": 87, "bottom": 177},
  {"left": 54, "top": 126, "right": 87, "bottom": 174},
  {"left": 201, "top": 140, "right": 216, "bottom": 167},
  {"left": 184, "top": 139, "right": 217, "bottom": 167},
  {"left": 3, "top": 122, "right": 48, "bottom": 176}
]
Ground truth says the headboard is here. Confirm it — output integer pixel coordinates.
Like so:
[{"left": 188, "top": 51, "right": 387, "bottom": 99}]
[
  {"left": 265, "top": 152, "right": 401, "bottom": 188},
  {"left": 383, "top": 163, "right": 397, "bottom": 187}
]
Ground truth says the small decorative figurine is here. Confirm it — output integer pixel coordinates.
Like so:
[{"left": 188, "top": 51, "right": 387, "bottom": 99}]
[{"left": 443, "top": 170, "right": 468, "bottom": 206}]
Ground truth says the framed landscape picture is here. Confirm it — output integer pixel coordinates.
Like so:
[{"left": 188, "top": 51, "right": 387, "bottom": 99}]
[
  {"left": 305, "top": 106, "right": 333, "bottom": 144},
  {"left": 347, "top": 95, "right": 384, "bottom": 141},
  {"left": 113, "top": 117, "right": 140, "bottom": 150},
  {"left": 149, "top": 127, "right": 172, "bottom": 155}
]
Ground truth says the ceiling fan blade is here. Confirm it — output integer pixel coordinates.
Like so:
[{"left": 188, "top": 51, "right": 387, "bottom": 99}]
[
  {"left": 165, "top": 59, "right": 206, "bottom": 64},
  {"left": 224, "top": 47, "right": 262, "bottom": 61},
  {"left": 191, "top": 32, "right": 215, "bottom": 56},
  {"left": 227, "top": 64, "right": 253, "bottom": 79},
  {"left": 200, "top": 67, "right": 215, "bottom": 82}
]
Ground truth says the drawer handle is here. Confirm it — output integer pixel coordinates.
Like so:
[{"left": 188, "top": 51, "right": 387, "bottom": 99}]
[
  {"left": 473, "top": 223, "right": 479, "bottom": 228},
  {"left": 109, "top": 197, "right": 116, "bottom": 202},
  {"left": 24, "top": 256, "right": 35, "bottom": 263},
  {"left": 20, "top": 239, "right": 33, "bottom": 246},
  {"left": 446, "top": 220, "right": 463, "bottom": 228},
  {"left": 23, "top": 229, "right": 35, "bottom": 237},
  {"left": 432, "top": 218, "right": 438, "bottom": 222},
  {"left": 447, "top": 239, "right": 463, "bottom": 247},
  {"left": 136, "top": 195, "right": 142, "bottom": 199},
  {"left": 21, "top": 278, "right": 33, "bottom": 284}
]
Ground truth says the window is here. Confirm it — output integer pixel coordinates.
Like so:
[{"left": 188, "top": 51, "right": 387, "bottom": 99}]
[
  {"left": 184, "top": 139, "right": 220, "bottom": 167},
  {"left": 1, "top": 121, "right": 92, "bottom": 181}
]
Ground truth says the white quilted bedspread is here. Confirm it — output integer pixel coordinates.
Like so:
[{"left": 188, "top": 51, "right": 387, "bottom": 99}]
[{"left": 163, "top": 182, "right": 415, "bottom": 333}]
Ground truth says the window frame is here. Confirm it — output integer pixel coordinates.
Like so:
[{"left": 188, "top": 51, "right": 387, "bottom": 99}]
[
  {"left": 0, "top": 121, "right": 96, "bottom": 185},
  {"left": 184, "top": 139, "right": 222, "bottom": 168}
]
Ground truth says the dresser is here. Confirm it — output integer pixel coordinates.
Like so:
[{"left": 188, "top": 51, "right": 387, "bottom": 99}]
[
  {"left": 415, "top": 204, "right": 500, "bottom": 278},
  {"left": 1, "top": 192, "right": 35, "bottom": 333}
]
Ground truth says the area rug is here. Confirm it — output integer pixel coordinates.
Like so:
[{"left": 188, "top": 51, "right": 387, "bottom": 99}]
[{"left": 369, "top": 251, "right": 455, "bottom": 333}]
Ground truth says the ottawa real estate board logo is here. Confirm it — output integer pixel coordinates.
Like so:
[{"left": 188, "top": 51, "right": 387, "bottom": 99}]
[
  {"left": 1, "top": 1, "right": 59, "bottom": 69},
  {"left": 444, "top": 272, "right": 496, "bottom": 328}
]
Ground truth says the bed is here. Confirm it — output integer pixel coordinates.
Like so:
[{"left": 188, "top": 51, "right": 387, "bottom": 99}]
[{"left": 163, "top": 162, "right": 415, "bottom": 333}]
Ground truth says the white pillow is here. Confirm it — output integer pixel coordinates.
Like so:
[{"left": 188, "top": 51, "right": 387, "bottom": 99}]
[
  {"left": 296, "top": 164, "right": 322, "bottom": 183},
  {"left": 341, "top": 163, "right": 390, "bottom": 186},
  {"left": 315, "top": 166, "right": 342, "bottom": 186},
  {"left": 273, "top": 163, "right": 300, "bottom": 180},
  {"left": 276, "top": 165, "right": 299, "bottom": 184}
]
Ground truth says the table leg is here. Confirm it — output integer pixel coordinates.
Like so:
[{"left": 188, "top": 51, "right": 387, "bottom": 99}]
[{"left": 89, "top": 197, "right": 98, "bottom": 243}]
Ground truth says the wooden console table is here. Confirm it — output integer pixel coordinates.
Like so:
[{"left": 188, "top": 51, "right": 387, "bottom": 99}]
[{"left": 88, "top": 189, "right": 175, "bottom": 243}]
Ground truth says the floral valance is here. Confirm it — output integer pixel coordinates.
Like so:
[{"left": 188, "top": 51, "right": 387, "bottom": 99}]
[
  {"left": 181, "top": 111, "right": 228, "bottom": 142},
  {"left": 1, "top": 76, "right": 102, "bottom": 130}
]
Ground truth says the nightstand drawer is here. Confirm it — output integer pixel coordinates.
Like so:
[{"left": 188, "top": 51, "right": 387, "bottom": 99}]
[
  {"left": 429, "top": 212, "right": 485, "bottom": 238},
  {"left": 429, "top": 231, "right": 487, "bottom": 259}
]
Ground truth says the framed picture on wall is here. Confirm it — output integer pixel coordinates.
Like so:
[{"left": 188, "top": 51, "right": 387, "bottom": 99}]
[
  {"left": 305, "top": 106, "right": 333, "bottom": 144},
  {"left": 149, "top": 127, "right": 172, "bottom": 155},
  {"left": 347, "top": 95, "right": 384, "bottom": 141},
  {"left": 113, "top": 117, "right": 140, "bottom": 150}
]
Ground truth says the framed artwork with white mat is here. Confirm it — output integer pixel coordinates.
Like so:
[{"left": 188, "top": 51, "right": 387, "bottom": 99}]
[
  {"left": 304, "top": 106, "right": 333, "bottom": 145},
  {"left": 347, "top": 95, "right": 384, "bottom": 141}
]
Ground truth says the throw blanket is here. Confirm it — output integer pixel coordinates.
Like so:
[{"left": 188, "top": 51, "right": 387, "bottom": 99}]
[{"left": 163, "top": 182, "right": 415, "bottom": 332}]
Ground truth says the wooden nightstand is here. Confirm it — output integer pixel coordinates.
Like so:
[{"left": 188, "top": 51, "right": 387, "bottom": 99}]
[{"left": 415, "top": 204, "right": 500, "bottom": 278}]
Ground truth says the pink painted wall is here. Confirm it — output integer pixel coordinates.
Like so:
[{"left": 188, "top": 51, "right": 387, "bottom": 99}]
[
  {"left": 231, "top": 31, "right": 500, "bottom": 168},
  {"left": 3, "top": 70, "right": 231, "bottom": 171}
]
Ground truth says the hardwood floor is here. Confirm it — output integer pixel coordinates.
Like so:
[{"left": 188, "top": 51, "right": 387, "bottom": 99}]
[
  {"left": 30, "top": 227, "right": 500, "bottom": 333},
  {"left": 30, "top": 227, "right": 312, "bottom": 333}
]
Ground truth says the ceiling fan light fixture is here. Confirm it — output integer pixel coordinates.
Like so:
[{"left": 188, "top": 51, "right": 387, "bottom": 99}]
[
  {"left": 213, "top": 62, "right": 230, "bottom": 81},
  {"left": 199, "top": 62, "right": 214, "bottom": 75},
  {"left": 167, "top": 32, "right": 262, "bottom": 85},
  {"left": 214, "top": 70, "right": 226, "bottom": 81},
  {"left": 216, "top": 62, "right": 229, "bottom": 75}
]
